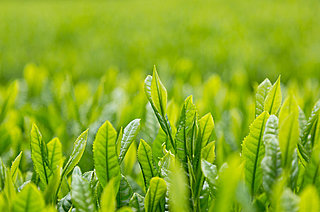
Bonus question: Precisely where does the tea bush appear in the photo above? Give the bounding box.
[0,67,319,211]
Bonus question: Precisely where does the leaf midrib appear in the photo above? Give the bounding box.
[251,114,267,195]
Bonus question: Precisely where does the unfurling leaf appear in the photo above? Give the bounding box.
[11,152,22,183]
[151,66,167,117]
[264,76,281,115]
[255,78,272,117]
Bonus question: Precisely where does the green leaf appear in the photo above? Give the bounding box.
[0,80,19,124]
[30,123,49,187]
[57,193,72,212]
[144,177,167,212]
[264,76,282,115]
[119,119,141,163]
[279,95,300,168]
[175,96,197,166]
[201,141,216,164]
[101,178,119,212]
[11,151,22,183]
[71,169,95,212]
[201,159,217,194]
[12,183,45,212]
[168,160,189,212]
[299,186,319,212]
[261,115,282,194]
[302,100,320,154]
[62,129,89,177]
[144,103,159,142]
[198,113,214,148]
[144,74,174,150]
[3,168,16,207]
[212,155,242,212]
[137,139,156,189]
[280,188,299,212]
[242,111,269,195]
[303,146,320,194]
[129,193,145,212]
[151,66,167,117]
[255,78,272,117]
[152,128,166,164]
[117,175,133,208]
[93,121,120,187]
[47,137,62,176]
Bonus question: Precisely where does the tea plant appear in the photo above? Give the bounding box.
[0,67,319,212]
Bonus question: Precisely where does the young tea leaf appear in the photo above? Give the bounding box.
[242,111,269,196]
[119,119,140,163]
[62,129,89,177]
[30,124,49,187]
[151,66,167,117]
[261,115,282,194]
[12,183,45,212]
[137,139,156,189]
[144,177,167,212]
[93,121,120,187]
[129,193,145,212]
[279,95,299,168]
[71,169,95,212]
[264,76,281,115]
[101,178,119,212]
[11,151,22,183]
[255,78,272,117]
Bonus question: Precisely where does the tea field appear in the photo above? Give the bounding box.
[0,0,320,211]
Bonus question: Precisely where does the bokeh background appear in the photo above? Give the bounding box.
[0,0,320,171]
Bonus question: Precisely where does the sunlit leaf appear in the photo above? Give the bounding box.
[119,119,140,163]
[279,95,299,168]
[264,76,281,115]
[255,78,272,117]
[137,139,156,189]
[30,124,49,187]
[11,152,22,183]
[144,177,167,212]
[242,111,269,195]
[93,120,120,187]
[12,183,45,212]
[62,129,89,177]
[299,186,319,212]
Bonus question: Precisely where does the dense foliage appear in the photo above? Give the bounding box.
[0,66,320,211]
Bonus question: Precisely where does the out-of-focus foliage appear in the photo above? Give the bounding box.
[1,0,320,84]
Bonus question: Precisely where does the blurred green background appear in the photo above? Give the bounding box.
[1,0,320,83]
[0,0,320,171]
